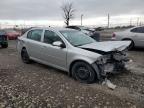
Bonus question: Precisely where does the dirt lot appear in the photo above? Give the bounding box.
[0,40,144,108]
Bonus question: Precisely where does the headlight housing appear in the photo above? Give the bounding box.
[96,55,109,64]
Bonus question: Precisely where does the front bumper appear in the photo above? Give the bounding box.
[93,51,130,79]
[92,59,130,80]
[99,59,130,76]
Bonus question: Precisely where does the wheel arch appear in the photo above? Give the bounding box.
[122,38,134,44]
[122,38,135,47]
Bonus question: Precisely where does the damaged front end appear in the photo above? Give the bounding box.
[79,40,131,80]
[94,50,130,79]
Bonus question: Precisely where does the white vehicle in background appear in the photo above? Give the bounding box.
[112,26,144,49]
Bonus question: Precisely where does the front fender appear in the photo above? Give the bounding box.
[67,53,102,72]
[67,56,101,80]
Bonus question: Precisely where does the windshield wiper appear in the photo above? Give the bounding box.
[74,44,83,47]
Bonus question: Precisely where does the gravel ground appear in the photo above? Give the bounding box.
[0,40,144,108]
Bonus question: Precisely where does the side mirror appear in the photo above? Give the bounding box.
[52,41,66,48]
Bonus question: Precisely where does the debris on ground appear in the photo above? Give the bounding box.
[102,79,117,90]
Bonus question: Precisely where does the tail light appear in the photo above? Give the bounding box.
[112,33,116,40]
[112,33,116,38]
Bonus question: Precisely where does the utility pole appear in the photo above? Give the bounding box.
[108,13,110,28]
[137,17,139,26]
[81,14,83,26]
[130,18,132,26]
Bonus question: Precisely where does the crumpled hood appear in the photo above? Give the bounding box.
[79,41,131,52]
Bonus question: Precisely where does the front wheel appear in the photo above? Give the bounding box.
[72,62,96,84]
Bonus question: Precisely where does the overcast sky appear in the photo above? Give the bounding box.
[0,0,144,26]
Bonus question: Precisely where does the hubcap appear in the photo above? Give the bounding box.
[76,67,90,80]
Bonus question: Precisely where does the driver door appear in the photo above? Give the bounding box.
[41,30,67,70]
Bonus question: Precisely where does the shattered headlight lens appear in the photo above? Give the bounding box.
[96,56,108,64]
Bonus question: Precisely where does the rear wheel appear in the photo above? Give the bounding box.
[21,48,31,64]
[122,39,134,50]
[71,61,96,84]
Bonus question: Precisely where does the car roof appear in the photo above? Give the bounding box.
[30,27,76,32]
[130,26,144,30]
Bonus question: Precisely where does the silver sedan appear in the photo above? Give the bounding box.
[17,27,131,83]
[112,26,144,49]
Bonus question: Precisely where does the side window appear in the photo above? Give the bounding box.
[44,30,63,44]
[131,27,144,33]
[27,29,43,41]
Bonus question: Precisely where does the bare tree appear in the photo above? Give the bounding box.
[61,2,75,26]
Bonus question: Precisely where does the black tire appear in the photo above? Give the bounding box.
[1,44,8,48]
[21,48,31,64]
[71,61,96,84]
[123,39,134,50]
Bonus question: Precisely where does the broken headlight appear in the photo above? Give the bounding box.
[96,55,110,64]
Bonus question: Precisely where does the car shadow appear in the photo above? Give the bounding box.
[32,61,69,76]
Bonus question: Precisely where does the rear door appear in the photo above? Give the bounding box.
[41,30,67,70]
[25,29,44,60]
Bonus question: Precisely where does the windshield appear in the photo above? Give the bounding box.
[60,30,96,46]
